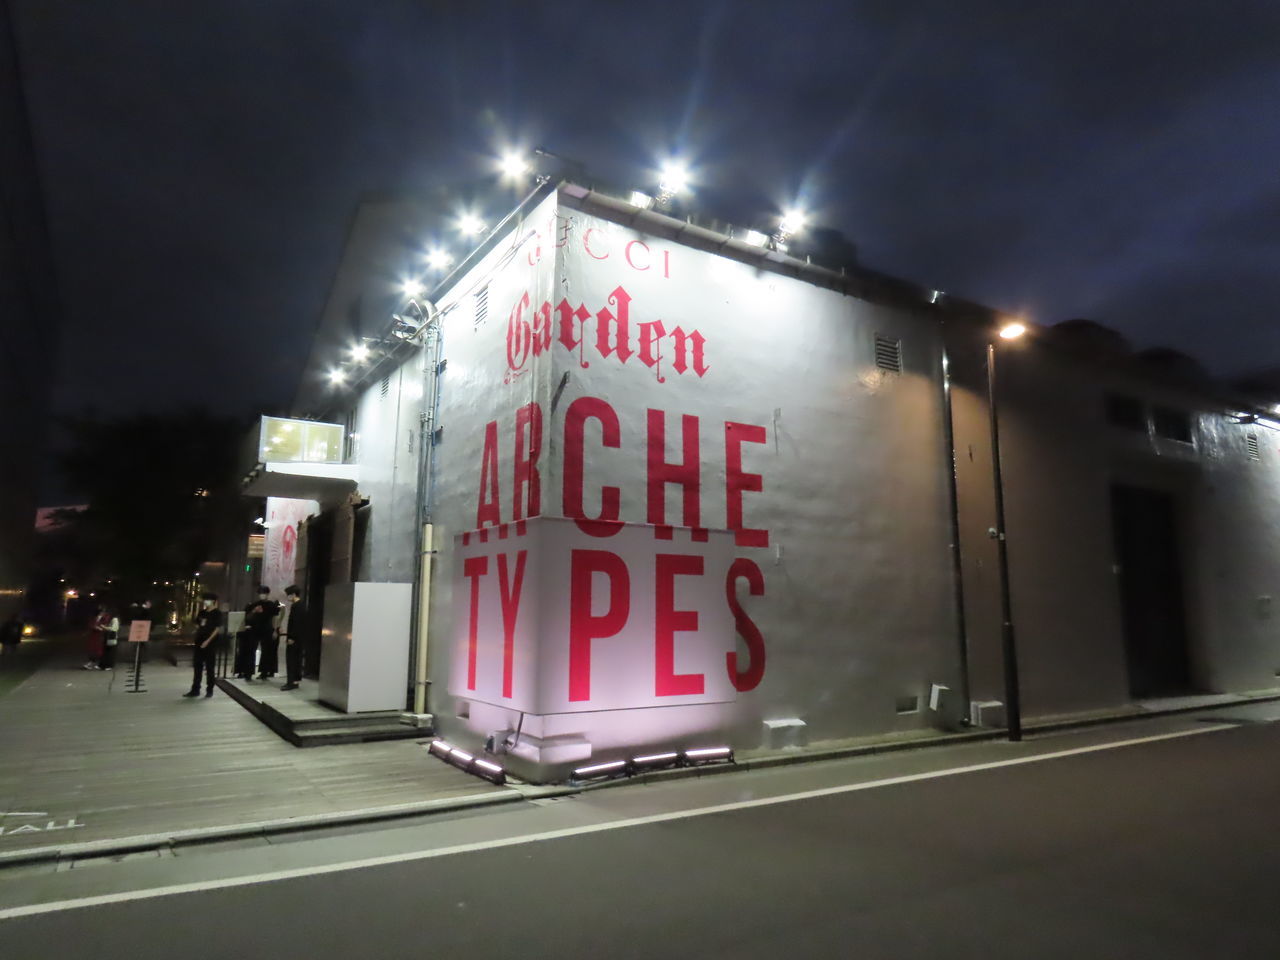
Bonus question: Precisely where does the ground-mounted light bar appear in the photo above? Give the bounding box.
[571,746,736,782]
[424,739,507,786]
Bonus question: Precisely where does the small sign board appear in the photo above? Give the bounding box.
[128,620,151,644]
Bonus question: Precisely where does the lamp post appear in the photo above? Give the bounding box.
[988,320,1026,741]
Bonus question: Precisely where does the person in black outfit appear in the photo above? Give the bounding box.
[0,614,23,664]
[246,585,280,680]
[185,594,222,698]
[280,585,308,691]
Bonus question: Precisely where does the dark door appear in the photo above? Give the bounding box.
[303,511,334,679]
[1111,484,1193,698]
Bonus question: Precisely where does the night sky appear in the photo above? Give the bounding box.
[16,0,1280,434]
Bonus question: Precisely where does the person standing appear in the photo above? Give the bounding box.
[246,585,280,680]
[279,585,308,691]
[185,594,222,698]
[83,607,108,670]
[0,614,23,664]
[97,607,121,670]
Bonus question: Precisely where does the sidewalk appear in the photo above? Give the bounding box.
[0,640,506,860]
[5,635,1279,868]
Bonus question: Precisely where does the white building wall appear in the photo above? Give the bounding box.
[335,186,1280,779]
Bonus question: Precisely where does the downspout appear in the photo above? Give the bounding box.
[939,319,972,719]
[409,311,444,715]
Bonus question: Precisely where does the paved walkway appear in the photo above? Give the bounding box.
[0,639,503,857]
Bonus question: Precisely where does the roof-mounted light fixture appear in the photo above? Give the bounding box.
[656,159,690,207]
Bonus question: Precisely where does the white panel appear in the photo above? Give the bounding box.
[348,582,413,712]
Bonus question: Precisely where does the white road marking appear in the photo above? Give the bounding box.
[0,724,1237,920]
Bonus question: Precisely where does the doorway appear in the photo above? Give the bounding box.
[1110,484,1194,698]
[303,511,334,680]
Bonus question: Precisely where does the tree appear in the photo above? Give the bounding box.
[51,410,250,599]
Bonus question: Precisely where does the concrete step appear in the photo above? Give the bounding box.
[215,677,431,747]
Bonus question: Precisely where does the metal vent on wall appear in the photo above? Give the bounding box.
[380,374,391,400]
[874,334,902,373]
[1247,433,1261,461]
[474,285,489,327]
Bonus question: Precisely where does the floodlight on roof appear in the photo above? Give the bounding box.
[401,278,424,298]
[424,248,452,271]
[456,212,485,237]
[499,151,530,179]
[657,159,689,205]
[776,207,808,242]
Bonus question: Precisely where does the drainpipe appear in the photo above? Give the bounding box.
[939,332,972,719]
[409,311,444,715]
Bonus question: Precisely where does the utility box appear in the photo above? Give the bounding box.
[970,699,1007,728]
[320,582,412,712]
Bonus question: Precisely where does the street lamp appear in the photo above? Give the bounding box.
[988,319,1027,741]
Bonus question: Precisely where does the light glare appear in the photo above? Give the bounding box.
[401,278,424,298]
[424,248,453,271]
[574,760,626,776]
[998,321,1028,340]
[632,752,679,764]
[658,160,689,197]
[351,343,371,363]
[457,213,485,236]
[779,208,808,236]
[327,368,346,385]
[499,151,530,179]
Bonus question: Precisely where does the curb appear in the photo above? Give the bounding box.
[3,691,1276,870]
[0,791,523,871]
[559,691,1280,792]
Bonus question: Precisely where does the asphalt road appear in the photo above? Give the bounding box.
[4,711,1280,959]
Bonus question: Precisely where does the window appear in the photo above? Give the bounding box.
[1152,406,1193,443]
[343,407,358,462]
[1104,394,1146,432]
